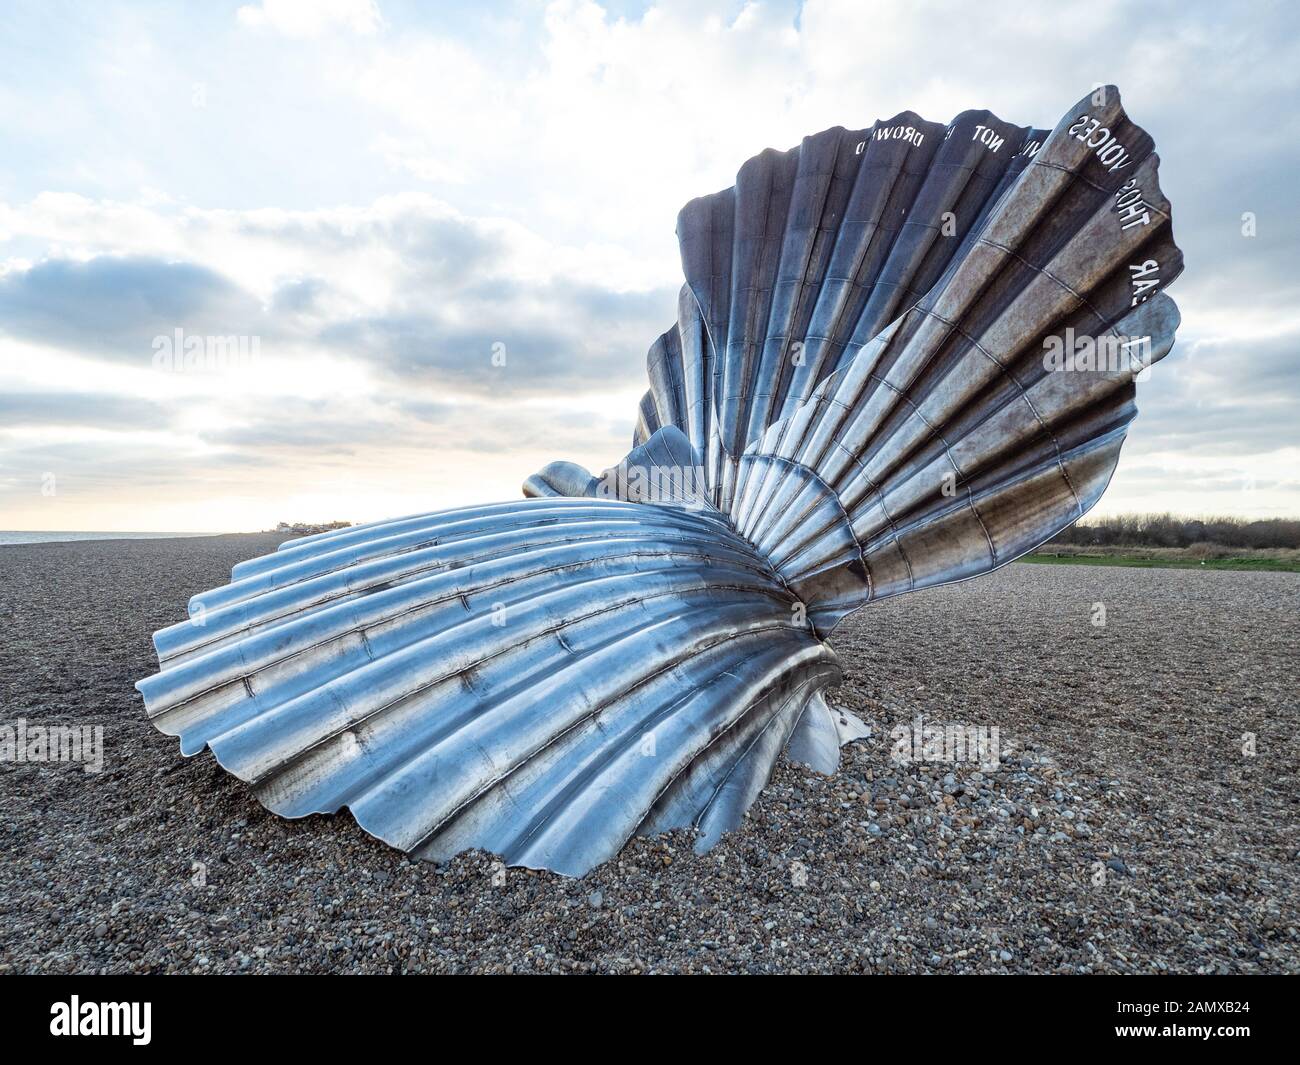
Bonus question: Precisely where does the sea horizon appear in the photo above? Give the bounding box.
[0,530,233,546]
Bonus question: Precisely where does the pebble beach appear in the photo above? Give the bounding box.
[1,533,1296,974]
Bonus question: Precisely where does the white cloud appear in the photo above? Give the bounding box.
[1,0,1298,528]
[237,0,383,38]
[0,185,663,529]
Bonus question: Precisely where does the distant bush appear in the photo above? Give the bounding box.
[1048,514,1300,550]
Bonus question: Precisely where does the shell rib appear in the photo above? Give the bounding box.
[140,87,1181,874]
[138,500,843,876]
[638,109,1054,509]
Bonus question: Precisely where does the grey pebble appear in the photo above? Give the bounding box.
[1,538,1294,975]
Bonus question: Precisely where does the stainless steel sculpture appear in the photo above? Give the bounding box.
[138,87,1182,876]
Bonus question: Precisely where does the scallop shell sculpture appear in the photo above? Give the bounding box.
[138,87,1181,876]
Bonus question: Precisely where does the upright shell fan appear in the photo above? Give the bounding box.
[138,87,1181,876]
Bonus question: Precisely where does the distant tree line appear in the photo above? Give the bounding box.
[1048,514,1300,549]
[271,520,353,536]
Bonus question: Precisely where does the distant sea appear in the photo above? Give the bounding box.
[0,531,223,546]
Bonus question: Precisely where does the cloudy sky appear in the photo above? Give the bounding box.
[1,0,1297,531]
